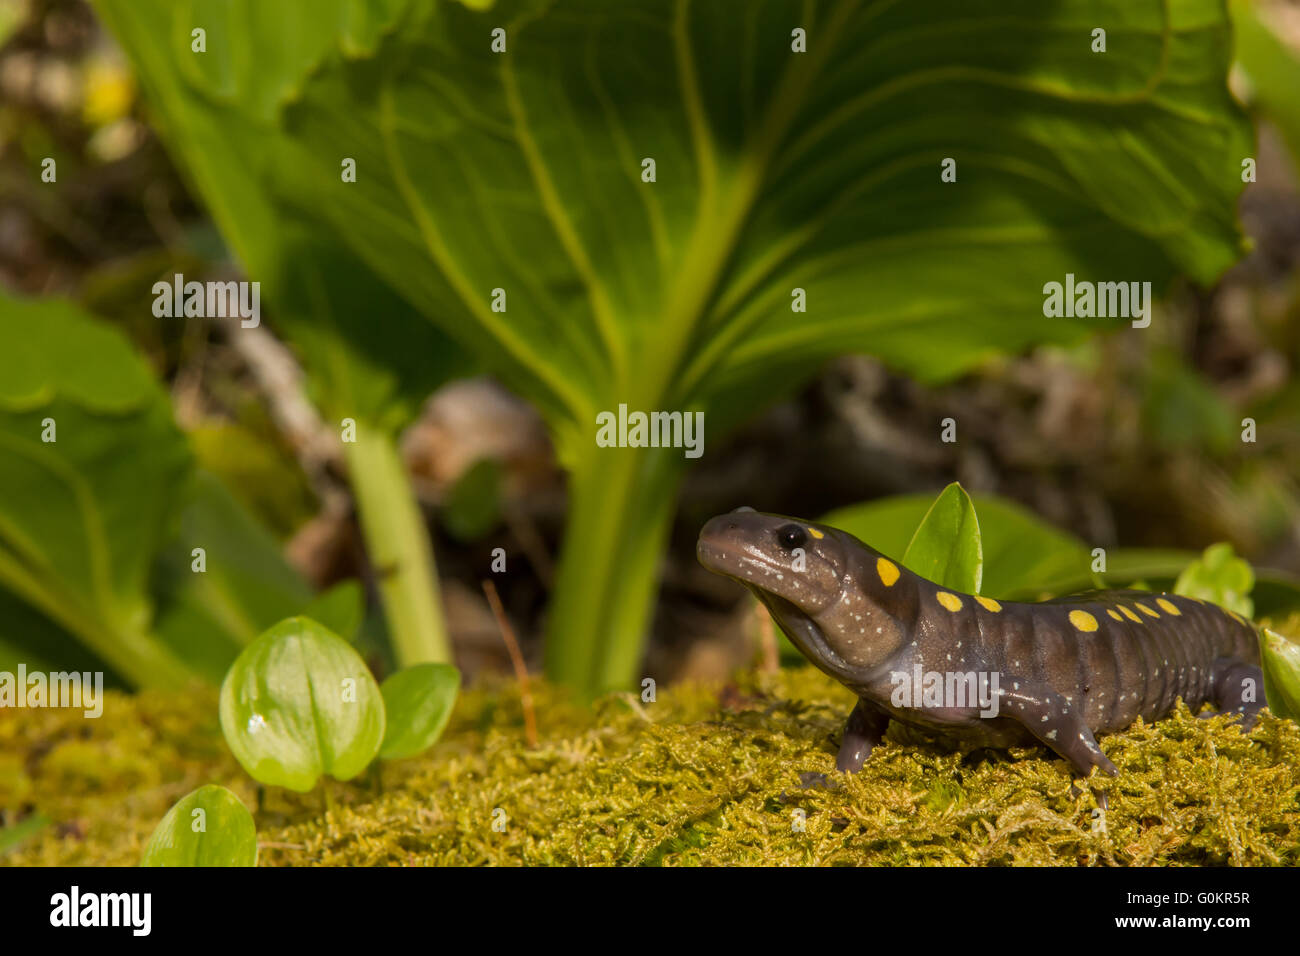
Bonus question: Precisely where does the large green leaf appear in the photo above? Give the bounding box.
[96,0,1252,695]
[94,0,1254,433]
[267,0,1249,436]
[93,0,470,433]
[152,472,314,682]
[823,492,1093,598]
[822,493,1300,618]
[0,589,108,681]
[0,294,192,688]
[95,0,471,668]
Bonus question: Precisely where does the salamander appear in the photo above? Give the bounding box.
[697,507,1266,779]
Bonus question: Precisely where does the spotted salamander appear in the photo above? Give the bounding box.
[697,508,1266,779]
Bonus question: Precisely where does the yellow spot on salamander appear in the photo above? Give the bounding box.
[1069,610,1099,632]
[876,557,900,587]
[807,527,824,540]
[1135,602,1159,618]
[1107,609,1123,622]
[1119,605,1142,623]
[975,595,1001,612]
[936,592,963,612]
[1156,598,1181,616]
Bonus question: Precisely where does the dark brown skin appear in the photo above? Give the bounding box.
[698,508,1266,779]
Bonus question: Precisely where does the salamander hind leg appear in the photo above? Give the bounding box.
[836,698,891,773]
[1197,657,1268,730]
[1001,679,1118,779]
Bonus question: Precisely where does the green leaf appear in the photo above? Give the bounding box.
[1174,543,1255,618]
[379,662,461,760]
[153,471,313,682]
[97,0,1253,696]
[817,497,1292,614]
[91,1,472,434]
[0,293,192,688]
[1098,548,1200,585]
[1232,0,1300,177]
[1261,628,1300,724]
[219,616,385,791]
[301,580,365,644]
[140,784,257,867]
[189,423,316,537]
[901,483,982,593]
[249,0,1250,423]
[0,585,113,681]
[823,492,1091,599]
[0,296,157,411]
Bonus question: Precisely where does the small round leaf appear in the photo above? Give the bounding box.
[380,663,461,760]
[140,785,257,867]
[219,616,385,791]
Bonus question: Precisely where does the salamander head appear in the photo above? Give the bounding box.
[697,508,846,613]
[698,508,904,678]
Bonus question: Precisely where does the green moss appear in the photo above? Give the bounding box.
[3,660,1299,866]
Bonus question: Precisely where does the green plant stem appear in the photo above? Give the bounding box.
[344,425,451,667]
[543,444,686,697]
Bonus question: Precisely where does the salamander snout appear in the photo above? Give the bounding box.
[696,510,847,615]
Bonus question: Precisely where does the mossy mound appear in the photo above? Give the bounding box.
[2,666,1299,866]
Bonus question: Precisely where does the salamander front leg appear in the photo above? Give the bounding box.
[1002,679,1118,779]
[1197,657,1268,729]
[836,698,891,772]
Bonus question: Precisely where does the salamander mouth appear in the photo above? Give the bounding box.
[696,537,787,581]
[696,537,837,615]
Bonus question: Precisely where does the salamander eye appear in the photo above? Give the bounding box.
[776,524,807,551]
